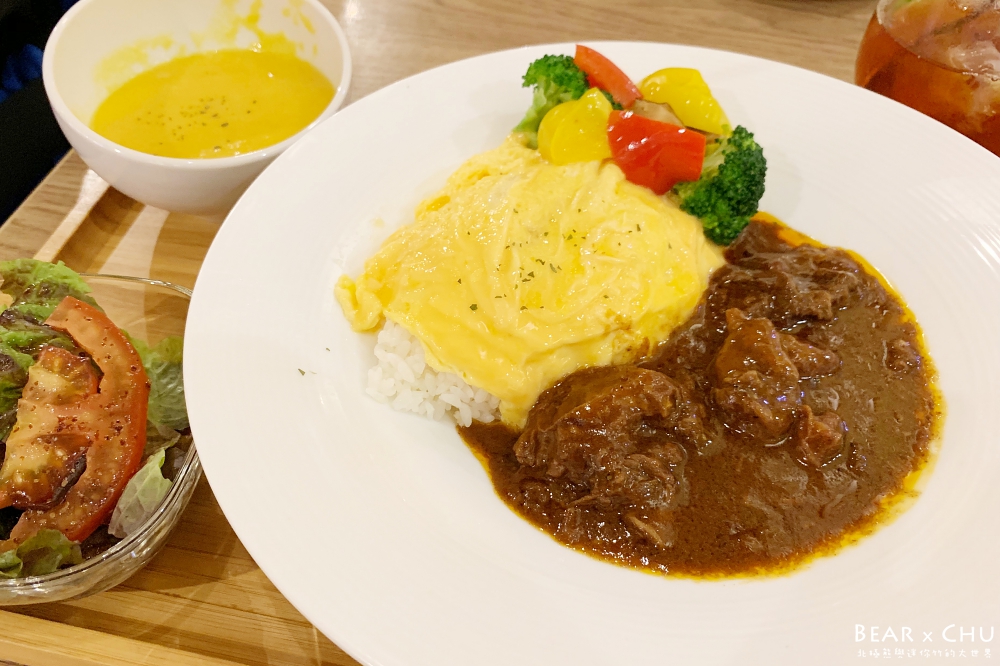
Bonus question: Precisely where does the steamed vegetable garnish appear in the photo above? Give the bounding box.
[672,125,767,245]
[638,68,730,135]
[514,54,589,148]
[517,48,768,245]
[631,99,684,126]
[0,261,191,578]
[574,45,642,109]
[537,87,614,165]
[607,111,706,194]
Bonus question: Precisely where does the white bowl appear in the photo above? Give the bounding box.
[41,0,352,214]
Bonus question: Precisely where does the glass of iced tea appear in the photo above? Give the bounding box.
[857,0,1000,155]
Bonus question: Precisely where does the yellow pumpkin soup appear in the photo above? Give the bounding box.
[90,49,334,158]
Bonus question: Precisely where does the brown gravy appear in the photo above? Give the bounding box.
[460,219,940,577]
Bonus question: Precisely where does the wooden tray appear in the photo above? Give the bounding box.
[0,155,358,666]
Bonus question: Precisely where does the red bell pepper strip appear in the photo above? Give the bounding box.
[607,110,706,195]
[574,45,643,108]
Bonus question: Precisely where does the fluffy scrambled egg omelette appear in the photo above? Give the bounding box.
[336,136,724,426]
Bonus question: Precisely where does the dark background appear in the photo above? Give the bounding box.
[0,0,73,223]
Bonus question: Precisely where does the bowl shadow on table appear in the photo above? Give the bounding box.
[15,478,356,666]
[48,185,222,287]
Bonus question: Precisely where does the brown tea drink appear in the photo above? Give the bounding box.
[857,0,1000,155]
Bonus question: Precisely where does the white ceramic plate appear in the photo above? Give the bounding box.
[186,43,1000,665]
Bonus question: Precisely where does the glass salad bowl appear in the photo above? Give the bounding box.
[0,274,200,605]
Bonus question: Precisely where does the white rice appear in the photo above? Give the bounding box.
[367,320,500,427]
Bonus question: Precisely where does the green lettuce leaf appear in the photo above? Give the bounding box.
[0,259,98,321]
[108,449,173,538]
[0,548,21,578]
[0,529,82,579]
[144,420,182,458]
[0,311,79,357]
[0,350,28,440]
[18,530,83,576]
[128,335,188,431]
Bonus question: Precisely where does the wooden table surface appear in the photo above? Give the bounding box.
[0,1,878,664]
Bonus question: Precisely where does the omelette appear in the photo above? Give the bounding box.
[336,136,724,426]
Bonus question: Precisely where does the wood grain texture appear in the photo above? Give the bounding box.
[0,1,877,664]
[0,609,243,666]
[0,152,92,262]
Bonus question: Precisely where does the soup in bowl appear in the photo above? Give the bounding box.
[42,0,351,214]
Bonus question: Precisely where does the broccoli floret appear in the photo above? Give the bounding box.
[514,55,589,148]
[673,126,767,245]
[600,89,623,111]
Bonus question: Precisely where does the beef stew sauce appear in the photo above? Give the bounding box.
[461,218,941,577]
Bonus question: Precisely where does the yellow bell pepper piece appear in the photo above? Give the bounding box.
[537,88,613,165]
[638,68,731,135]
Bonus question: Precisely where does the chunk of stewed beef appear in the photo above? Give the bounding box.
[779,333,840,377]
[792,405,844,467]
[515,366,677,482]
[515,365,686,548]
[787,289,834,321]
[724,233,864,325]
[712,309,801,441]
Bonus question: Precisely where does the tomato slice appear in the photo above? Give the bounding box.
[0,347,99,509]
[574,45,642,109]
[607,110,706,195]
[2,297,148,545]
